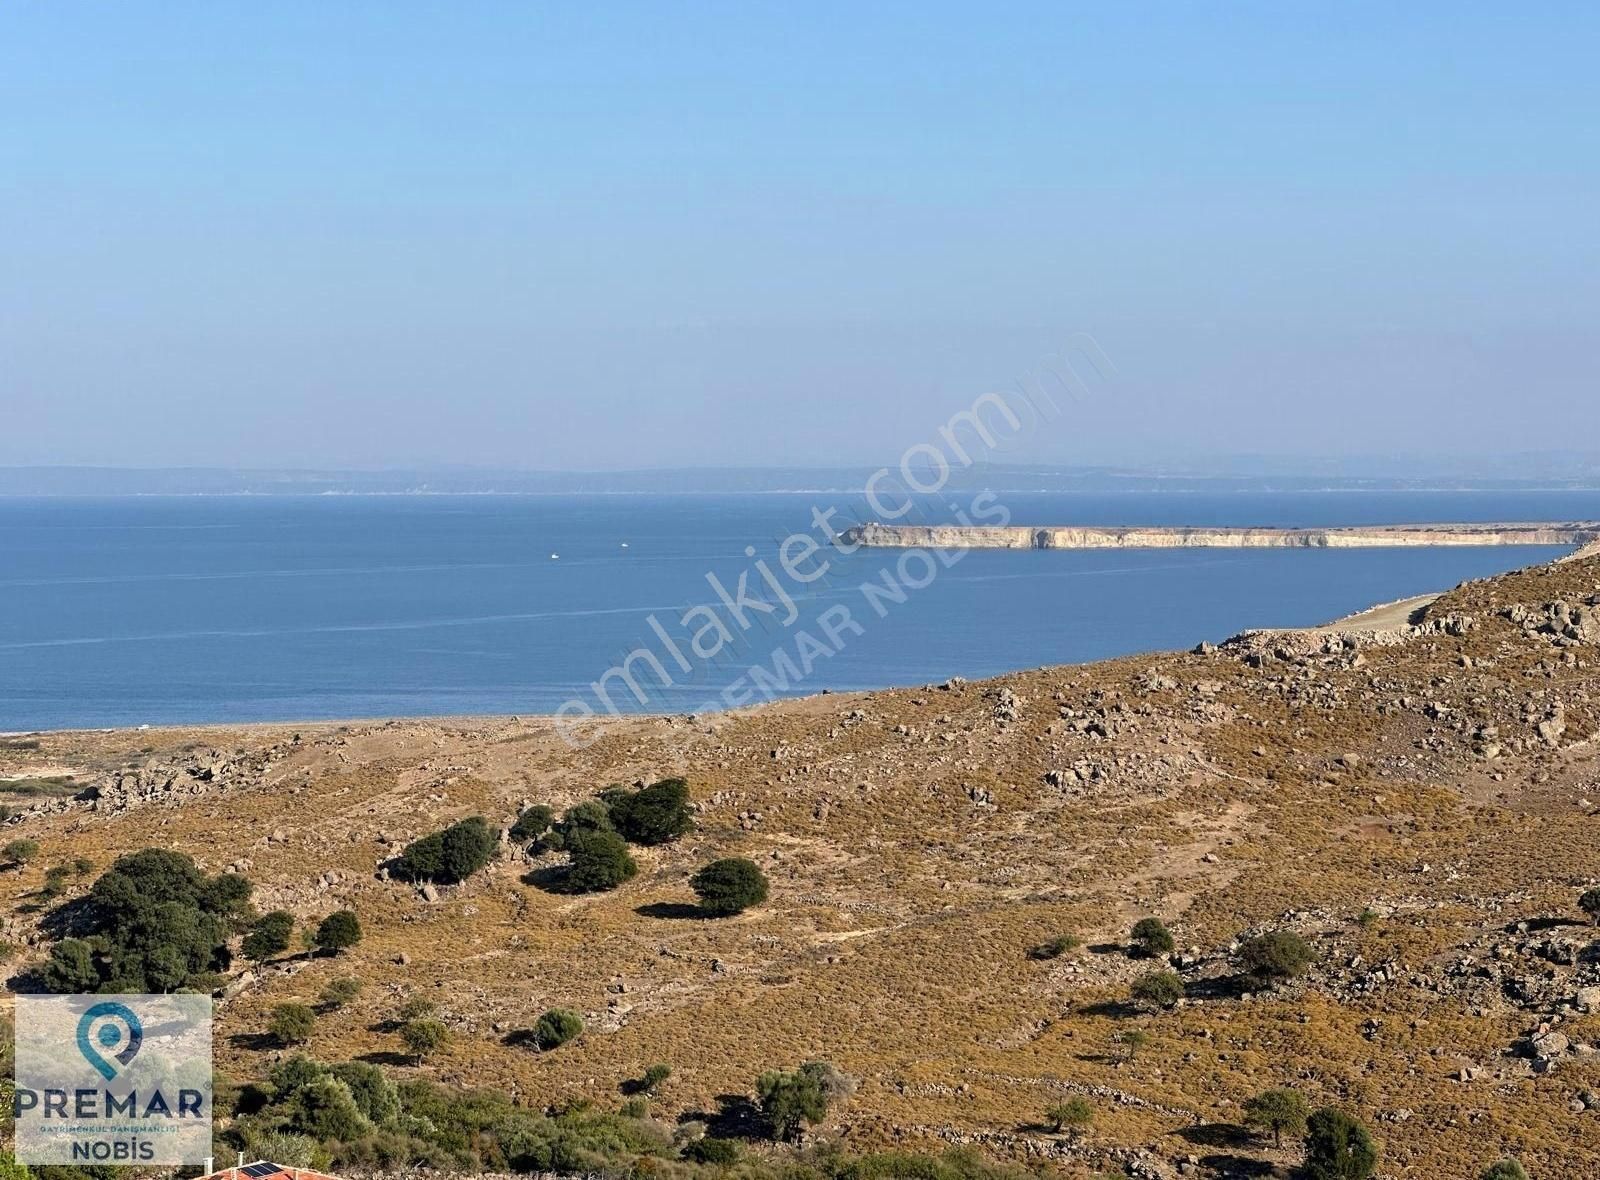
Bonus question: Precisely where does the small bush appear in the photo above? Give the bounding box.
[243,910,296,964]
[1044,1097,1093,1136]
[641,1063,672,1094]
[1130,970,1184,1011]
[620,1096,650,1119]
[545,799,616,851]
[397,995,437,1022]
[1120,1029,1150,1060]
[1580,888,1600,925]
[609,778,695,845]
[3,839,39,867]
[330,1060,400,1125]
[1481,1161,1529,1180]
[320,977,362,1009]
[314,910,362,954]
[1028,934,1080,960]
[1303,1108,1378,1180]
[531,1008,584,1050]
[289,1075,371,1140]
[1129,917,1174,958]
[1239,930,1315,986]
[756,1061,853,1140]
[683,1137,740,1166]
[401,1018,449,1064]
[1242,1088,1309,1147]
[565,830,637,892]
[510,804,555,844]
[270,1002,317,1046]
[690,858,769,916]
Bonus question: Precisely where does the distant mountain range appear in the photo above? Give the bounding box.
[3,457,1600,496]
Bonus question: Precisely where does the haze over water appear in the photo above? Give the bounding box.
[3,489,1596,731]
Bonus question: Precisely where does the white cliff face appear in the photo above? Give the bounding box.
[846,522,1600,551]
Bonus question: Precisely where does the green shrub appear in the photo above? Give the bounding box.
[1303,1108,1378,1180]
[320,976,363,1009]
[3,839,39,867]
[1239,930,1315,986]
[1129,917,1174,958]
[397,995,437,1022]
[270,1002,318,1046]
[545,800,616,851]
[39,848,253,993]
[619,1096,650,1119]
[690,857,769,916]
[531,1008,584,1051]
[314,910,362,954]
[1044,1097,1093,1136]
[393,831,446,881]
[510,804,555,844]
[1027,934,1080,960]
[243,910,296,964]
[1130,970,1184,1011]
[1481,1161,1529,1180]
[756,1061,853,1140]
[641,1063,671,1094]
[395,817,498,884]
[1242,1088,1309,1146]
[565,830,637,892]
[439,816,499,883]
[41,939,100,992]
[683,1136,740,1166]
[289,1076,372,1141]
[608,778,694,845]
[330,1061,400,1126]
[400,1018,449,1064]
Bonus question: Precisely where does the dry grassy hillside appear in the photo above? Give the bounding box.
[4,554,1600,1179]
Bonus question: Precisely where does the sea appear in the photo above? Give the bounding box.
[2,489,1597,731]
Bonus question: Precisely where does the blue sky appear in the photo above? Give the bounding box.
[2,3,1595,469]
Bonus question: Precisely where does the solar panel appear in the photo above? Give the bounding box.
[242,1163,280,1176]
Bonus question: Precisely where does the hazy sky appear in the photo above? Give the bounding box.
[2,3,1595,470]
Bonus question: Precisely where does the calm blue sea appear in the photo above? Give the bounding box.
[2,490,1597,730]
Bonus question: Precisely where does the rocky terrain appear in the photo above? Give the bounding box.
[4,554,1600,1178]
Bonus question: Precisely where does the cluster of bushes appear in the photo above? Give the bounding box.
[1236,1089,1378,1179]
[394,816,499,884]
[210,1054,872,1178]
[530,779,696,893]
[39,849,253,993]
[243,908,362,966]
[1115,921,1316,1008]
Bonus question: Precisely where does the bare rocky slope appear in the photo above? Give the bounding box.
[4,555,1600,1178]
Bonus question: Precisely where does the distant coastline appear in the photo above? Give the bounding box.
[845,520,1600,552]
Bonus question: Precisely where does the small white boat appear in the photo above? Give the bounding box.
[549,553,560,560]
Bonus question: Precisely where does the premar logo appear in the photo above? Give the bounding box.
[13,993,213,1166]
[76,1001,144,1080]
